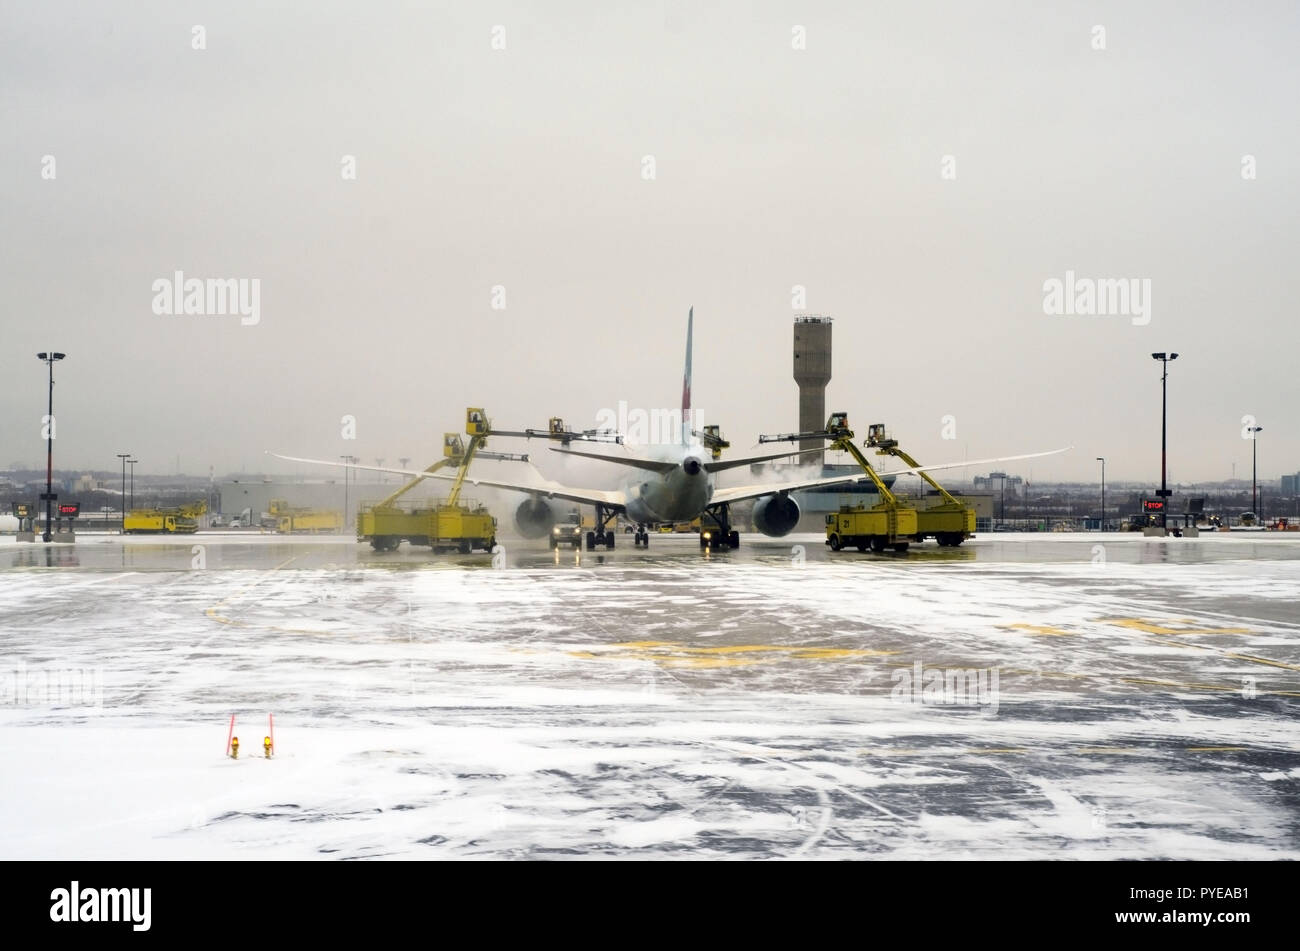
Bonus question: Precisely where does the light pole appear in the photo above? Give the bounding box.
[339,455,353,531]
[1096,457,1106,531]
[1150,352,1179,529]
[127,458,138,515]
[1248,425,1262,516]
[117,453,130,532]
[36,352,66,542]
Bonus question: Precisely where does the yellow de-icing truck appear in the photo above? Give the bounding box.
[761,413,922,552]
[124,500,206,534]
[827,504,921,553]
[764,414,976,552]
[356,408,512,554]
[864,424,976,547]
[268,500,343,534]
[825,421,977,552]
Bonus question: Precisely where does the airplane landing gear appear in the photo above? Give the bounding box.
[633,523,650,548]
[585,504,618,550]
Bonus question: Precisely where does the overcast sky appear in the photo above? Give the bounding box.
[2,1,1296,486]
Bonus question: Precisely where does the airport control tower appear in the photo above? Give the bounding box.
[793,316,832,464]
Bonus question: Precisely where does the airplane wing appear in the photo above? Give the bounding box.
[710,472,876,505]
[877,447,1074,479]
[703,448,824,473]
[268,452,437,478]
[269,451,623,510]
[710,446,1073,506]
[426,469,625,510]
[549,445,822,473]
[548,447,678,473]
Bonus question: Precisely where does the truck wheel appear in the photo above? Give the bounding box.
[459,540,471,554]
[870,538,886,553]
[892,542,909,552]
[829,534,842,551]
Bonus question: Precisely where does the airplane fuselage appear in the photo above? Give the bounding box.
[620,444,714,524]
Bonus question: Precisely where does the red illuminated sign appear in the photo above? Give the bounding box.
[1142,499,1164,512]
[57,502,81,517]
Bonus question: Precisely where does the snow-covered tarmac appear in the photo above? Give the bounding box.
[2,531,1297,859]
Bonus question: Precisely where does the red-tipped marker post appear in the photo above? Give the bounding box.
[226,714,235,757]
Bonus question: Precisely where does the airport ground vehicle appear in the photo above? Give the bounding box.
[268,499,342,534]
[124,500,206,534]
[762,414,922,552]
[765,417,976,552]
[826,505,919,552]
[864,424,976,547]
[353,409,524,553]
[1230,512,1268,532]
[550,511,584,549]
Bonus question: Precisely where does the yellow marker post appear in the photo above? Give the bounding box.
[264,736,273,759]
[230,737,239,759]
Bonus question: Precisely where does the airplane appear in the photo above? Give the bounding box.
[271,308,1070,550]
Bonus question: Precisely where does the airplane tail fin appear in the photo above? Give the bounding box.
[681,307,693,445]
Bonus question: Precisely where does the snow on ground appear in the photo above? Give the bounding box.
[1,532,1297,859]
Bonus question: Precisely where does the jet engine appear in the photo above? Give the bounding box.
[514,497,558,538]
[752,494,800,537]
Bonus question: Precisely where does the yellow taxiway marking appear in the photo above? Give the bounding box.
[1219,652,1300,672]
[203,607,245,627]
[1002,623,1073,636]
[1102,618,1251,636]
[571,640,898,669]
[859,749,924,756]
[1122,677,1300,697]
[204,555,299,628]
[1104,618,1300,674]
